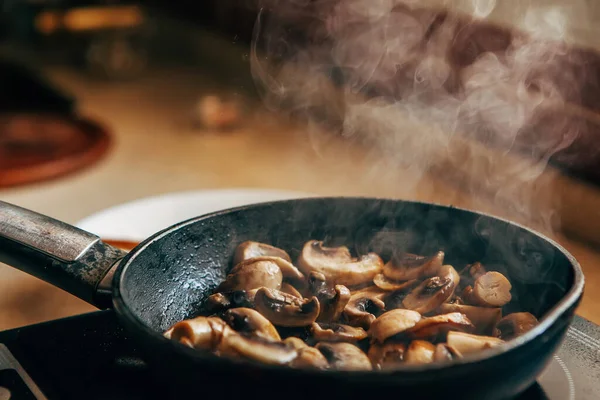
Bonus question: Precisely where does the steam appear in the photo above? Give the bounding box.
[250,0,593,235]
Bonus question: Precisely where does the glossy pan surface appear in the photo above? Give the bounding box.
[111,197,583,400]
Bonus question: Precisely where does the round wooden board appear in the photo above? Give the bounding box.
[0,113,112,188]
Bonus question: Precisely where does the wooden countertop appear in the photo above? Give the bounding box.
[0,63,598,330]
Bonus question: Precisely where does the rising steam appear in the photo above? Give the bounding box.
[250,0,593,234]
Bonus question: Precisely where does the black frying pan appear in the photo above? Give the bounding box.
[0,198,584,400]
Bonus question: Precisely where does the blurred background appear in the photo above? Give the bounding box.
[1,0,600,330]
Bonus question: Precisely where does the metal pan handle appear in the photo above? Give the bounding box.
[0,201,126,307]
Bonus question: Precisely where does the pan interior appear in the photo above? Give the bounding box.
[117,198,576,334]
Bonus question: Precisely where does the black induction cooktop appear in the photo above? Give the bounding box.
[0,311,598,400]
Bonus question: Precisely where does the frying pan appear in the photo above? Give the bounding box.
[0,198,584,400]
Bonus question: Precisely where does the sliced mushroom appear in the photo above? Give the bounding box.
[343,290,386,329]
[433,343,463,362]
[381,282,421,310]
[402,265,460,314]
[315,342,372,371]
[404,340,436,364]
[223,308,281,341]
[495,312,539,340]
[206,289,258,313]
[283,336,310,350]
[289,346,330,369]
[254,287,320,327]
[459,262,487,280]
[373,274,419,292]
[311,322,368,343]
[438,303,502,335]
[281,282,303,299]
[464,271,512,307]
[263,256,306,283]
[297,240,383,287]
[217,258,283,292]
[382,251,444,281]
[446,331,504,355]
[368,342,406,370]
[233,241,292,265]
[219,333,298,365]
[164,316,227,350]
[403,312,474,340]
[306,272,352,322]
[368,309,422,343]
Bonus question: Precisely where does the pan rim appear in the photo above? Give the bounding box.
[112,196,585,376]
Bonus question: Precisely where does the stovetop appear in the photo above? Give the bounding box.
[0,311,598,400]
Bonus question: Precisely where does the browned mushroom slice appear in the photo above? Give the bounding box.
[217,258,283,292]
[283,337,310,350]
[402,265,460,314]
[381,282,421,310]
[254,287,320,327]
[281,283,303,299]
[297,240,383,287]
[206,289,259,313]
[219,333,298,365]
[368,309,422,343]
[343,290,386,329]
[164,316,227,350]
[464,272,512,307]
[404,312,474,340]
[373,274,419,292]
[382,251,444,281]
[307,272,352,322]
[223,308,281,341]
[495,312,539,340]
[233,241,292,265]
[438,303,502,335]
[315,342,372,371]
[433,343,463,362]
[289,346,330,369]
[368,342,406,370]
[404,340,436,364]
[458,262,487,282]
[311,322,368,343]
[446,331,504,355]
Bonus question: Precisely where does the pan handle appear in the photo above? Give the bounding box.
[0,201,126,308]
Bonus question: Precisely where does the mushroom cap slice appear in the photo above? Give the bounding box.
[433,343,463,362]
[223,308,281,341]
[283,337,310,350]
[467,271,512,307]
[368,309,422,343]
[233,241,292,265]
[311,322,368,343]
[297,240,383,287]
[315,342,372,371]
[459,262,487,281]
[217,258,283,292]
[318,285,352,323]
[254,287,320,327]
[368,342,407,370]
[344,290,386,330]
[438,303,502,335]
[495,312,539,340]
[219,333,298,366]
[381,282,421,310]
[382,251,444,281]
[373,274,419,292]
[206,289,258,313]
[164,316,227,350]
[402,265,460,314]
[289,347,330,369]
[446,331,504,355]
[403,312,474,340]
[404,340,436,364]
[281,282,303,299]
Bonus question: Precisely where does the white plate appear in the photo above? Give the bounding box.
[75,188,316,241]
